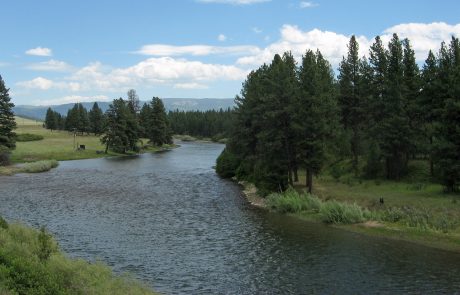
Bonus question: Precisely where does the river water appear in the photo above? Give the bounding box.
[1,142,460,294]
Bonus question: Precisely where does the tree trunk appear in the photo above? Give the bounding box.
[293,167,299,182]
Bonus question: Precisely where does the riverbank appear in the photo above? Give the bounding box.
[0,118,177,176]
[0,216,156,294]
[238,180,460,253]
[173,134,227,144]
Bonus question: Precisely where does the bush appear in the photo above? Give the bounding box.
[0,216,8,229]
[320,200,369,224]
[215,148,240,178]
[19,160,59,173]
[267,189,321,214]
[0,145,11,166]
[15,133,44,142]
[0,223,155,294]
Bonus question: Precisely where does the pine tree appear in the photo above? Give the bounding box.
[338,36,366,174]
[0,75,16,165]
[147,97,172,146]
[435,37,460,192]
[101,98,132,153]
[296,50,338,193]
[45,107,57,131]
[127,89,140,115]
[88,102,104,135]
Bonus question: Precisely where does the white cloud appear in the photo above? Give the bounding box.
[65,57,248,92]
[174,83,209,89]
[26,59,73,72]
[236,22,460,68]
[137,44,260,56]
[252,27,263,34]
[218,34,227,42]
[17,77,54,90]
[383,22,460,60]
[196,0,270,4]
[299,1,318,8]
[25,47,52,57]
[35,95,110,106]
[16,77,81,91]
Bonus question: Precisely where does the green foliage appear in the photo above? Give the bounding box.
[101,98,139,153]
[215,148,239,178]
[0,75,16,151]
[0,145,11,166]
[168,109,234,139]
[267,189,322,214]
[88,102,105,135]
[15,133,44,142]
[0,222,155,294]
[37,227,55,262]
[0,216,8,229]
[146,97,172,146]
[320,200,370,224]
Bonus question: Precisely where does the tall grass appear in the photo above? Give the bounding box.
[267,189,322,214]
[0,218,155,294]
[267,189,369,224]
[19,159,59,173]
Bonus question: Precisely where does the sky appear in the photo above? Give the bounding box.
[1,0,459,106]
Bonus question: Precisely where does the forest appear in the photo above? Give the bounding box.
[216,34,460,195]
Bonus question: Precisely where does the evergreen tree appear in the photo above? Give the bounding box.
[296,50,338,192]
[45,107,57,131]
[338,36,366,174]
[101,98,135,153]
[0,75,16,165]
[435,37,460,192]
[139,103,152,138]
[127,89,140,115]
[378,33,412,180]
[88,102,104,135]
[147,97,172,146]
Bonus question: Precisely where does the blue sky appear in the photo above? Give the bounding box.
[1,0,459,105]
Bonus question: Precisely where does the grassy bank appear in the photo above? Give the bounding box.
[244,169,460,252]
[0,217,155,294]
[0,118,177,176]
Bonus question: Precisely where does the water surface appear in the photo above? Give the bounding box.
[1,142,460,294]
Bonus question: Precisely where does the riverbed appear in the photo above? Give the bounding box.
[1,142,460,294]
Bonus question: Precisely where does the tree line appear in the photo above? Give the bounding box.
[216,34,460,194]
[44,90,173,153]
[168,108,233,140]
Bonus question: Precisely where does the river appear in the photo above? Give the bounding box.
[1,142,460,294]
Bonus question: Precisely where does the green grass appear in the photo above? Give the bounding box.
[10,117,175,164]
[0,217,155,294]
[266,189,370,224]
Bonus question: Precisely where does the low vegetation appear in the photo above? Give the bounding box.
[0,217,155,295]
[15,133,44,142]
[19,160,59,173]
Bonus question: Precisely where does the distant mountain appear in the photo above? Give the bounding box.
[13,98,235,120]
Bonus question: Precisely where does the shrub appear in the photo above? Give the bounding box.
[37,227,55,262]
[267,189,321,214]
[0,145,11,166]
[320,200,369,224]
[215,148,240,178]
[0,216,8,229]
[379,207,405,222]
[19,160,59,173]
[15,133,44,142]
